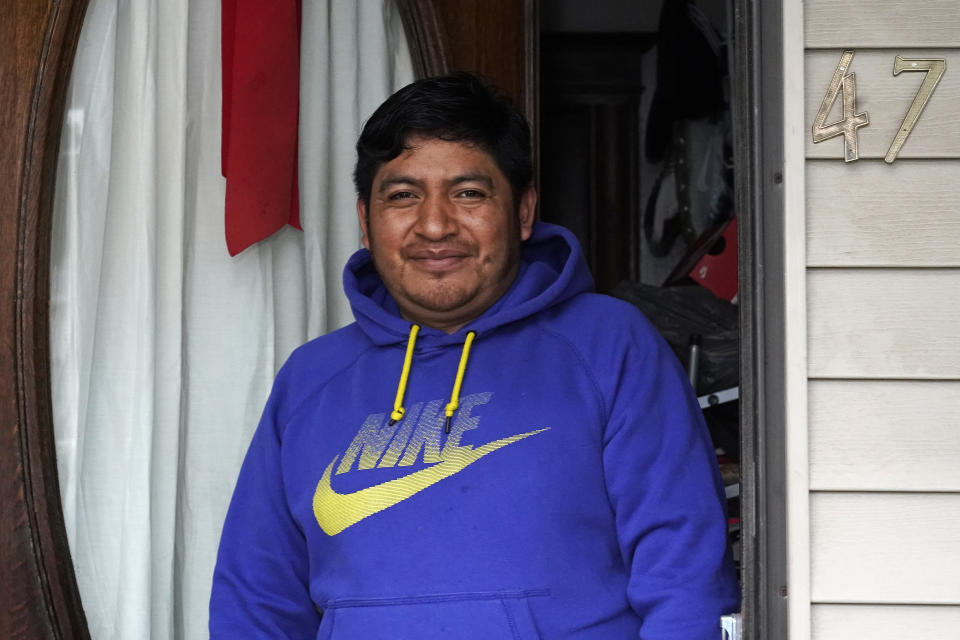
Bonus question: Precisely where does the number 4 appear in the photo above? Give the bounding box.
[812,50,870,163]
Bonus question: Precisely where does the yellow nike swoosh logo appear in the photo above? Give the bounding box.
[313,427,549,535]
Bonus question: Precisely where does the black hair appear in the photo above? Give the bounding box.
[353,72,533,206]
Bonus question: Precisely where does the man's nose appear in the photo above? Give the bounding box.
[414,195,457,240]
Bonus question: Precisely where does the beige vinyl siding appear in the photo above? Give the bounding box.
[806,160,960,267]
[812,604,960,640]
[809,380,960,491]
[802,2,960,638]
[810,493,960,603]
[807,269,960,378]
[805,0,960,48]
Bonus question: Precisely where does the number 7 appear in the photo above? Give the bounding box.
[885,57,947,163]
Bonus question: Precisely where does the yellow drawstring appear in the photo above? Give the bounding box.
[388,326,477,433]
[444,331,477,433]
[389,324,420,425]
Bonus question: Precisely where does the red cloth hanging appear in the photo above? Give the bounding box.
[222,0,302,256]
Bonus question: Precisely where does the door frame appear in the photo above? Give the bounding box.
[0,0,789,637]
[732,0,791,637]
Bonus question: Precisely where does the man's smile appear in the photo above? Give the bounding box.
[408,247,472,272]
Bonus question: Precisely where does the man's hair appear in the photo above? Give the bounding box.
[353,72,533,206]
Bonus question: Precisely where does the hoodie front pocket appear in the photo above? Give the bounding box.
[321,589,547,640]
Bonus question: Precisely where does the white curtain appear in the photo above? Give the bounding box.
[50,1,413,638]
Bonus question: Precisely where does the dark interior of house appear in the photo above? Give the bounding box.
[539,0,742,578]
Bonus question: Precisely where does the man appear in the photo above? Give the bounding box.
[210,73,739,639]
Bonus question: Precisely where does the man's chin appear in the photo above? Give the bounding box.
[405,290,475,316]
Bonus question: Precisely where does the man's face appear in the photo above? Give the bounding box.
[357,136,536,334]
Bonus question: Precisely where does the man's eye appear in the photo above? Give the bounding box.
[457,189,485,199]
[388,191,416,201]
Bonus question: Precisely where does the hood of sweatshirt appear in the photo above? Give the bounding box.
[343,221,594,348]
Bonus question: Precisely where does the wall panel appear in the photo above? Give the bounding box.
[807,269,960,379]
[807,159,960,267]
[809,380,960,491]
[805,0,960,48]
[803,0,960,631]
[811,492,960,604]
[812,604,960,640]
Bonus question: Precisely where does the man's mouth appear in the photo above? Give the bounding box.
[408,249,470,271]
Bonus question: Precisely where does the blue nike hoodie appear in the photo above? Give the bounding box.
[210,222,739,639]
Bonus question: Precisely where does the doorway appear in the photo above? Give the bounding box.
[0,0,786,636]
[539,0,752,635]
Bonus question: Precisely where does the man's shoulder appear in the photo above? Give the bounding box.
[529,292,683,409]
[539,291,675,367]
[292,321,368,354]
[283,322,371,374]
[542,291,661,345]
[270,323,373,408]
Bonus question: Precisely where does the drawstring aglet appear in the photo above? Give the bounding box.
[443,404,457,434]
[443,330,476,436]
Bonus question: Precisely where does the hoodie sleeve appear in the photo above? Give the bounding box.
[600,314,739,639]
[209,376,321,639]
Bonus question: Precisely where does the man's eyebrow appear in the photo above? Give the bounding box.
[376,175,422,193]
[376,173,497,193]
[450,173,495,189]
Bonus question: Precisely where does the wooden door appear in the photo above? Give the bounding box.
[0,1,90,638]
[0,1,535,637]
[397,0,537,127]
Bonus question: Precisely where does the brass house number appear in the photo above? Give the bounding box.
[812,50,947,163]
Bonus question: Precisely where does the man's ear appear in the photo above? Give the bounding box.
[517,186,537,242]
[357,198,370,249]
